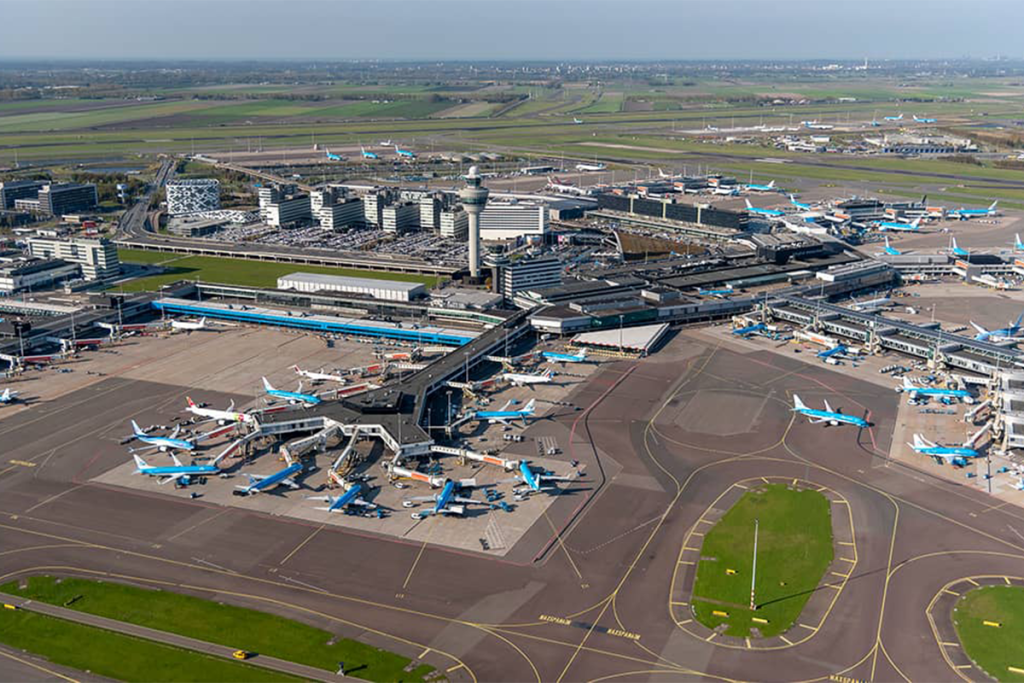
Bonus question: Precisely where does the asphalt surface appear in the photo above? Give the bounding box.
[2,332,1024,681]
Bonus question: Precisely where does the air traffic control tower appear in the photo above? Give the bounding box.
[459,165,489,279]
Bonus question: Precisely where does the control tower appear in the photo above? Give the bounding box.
[458,165,489,279]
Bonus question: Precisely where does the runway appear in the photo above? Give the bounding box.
[2,332,1024,681]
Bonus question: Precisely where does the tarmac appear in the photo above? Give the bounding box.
[4,325,1024,681]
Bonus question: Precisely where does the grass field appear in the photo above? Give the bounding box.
[953,585,1024,682]
[0,607,296,682]
[116,249,442,291]
[691,484,833,638]
[2,576,434,682]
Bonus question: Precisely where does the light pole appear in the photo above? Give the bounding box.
[750,518,760,611]
[619,314,624,354]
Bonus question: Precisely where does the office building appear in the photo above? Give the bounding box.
[277,272,426,302]
[439,207,469,239]
[382,202,420,233]
[27,237,120,280]
[363,188,398,226]
[419,191,457,231]
[311,185,349,213]
[500,255,562,300]
[38,183,98,217]
[166,179,221,215]
[316,196,364,230]
[479,199,548,241]
[0,180,46,209]
[0,259,80,294]
[264,194,311,228]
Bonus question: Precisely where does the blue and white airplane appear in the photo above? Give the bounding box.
[898,377,975,403]
[816,344,848,360]
[970,312,1024,342]
[789,194,813,211]
[0,388,19,404]
[393,144,417,159]
[325,148,343,161]
[406,479,489,519]
[473,398,536,426]
[1013,233,1024,251]
[698,285,734,298]
[949,237,970,257]
[880,236,902,256]
[913,115,937,124]
[744,198,785,218]
[876,217,922,232]
[950,201,999,220]
[908,433,979,465]
[129,420,196,453]
[732,323,766,337]
[542,349,589,364]
[792,394,870,428]
[261,377,321,406]
[307,482,376,513]
[884,113,904,121]
[510,460,577,497]
[235,461,304,495]
[132,450,227,485]
[746,180,777,193]
[360,145,378,160]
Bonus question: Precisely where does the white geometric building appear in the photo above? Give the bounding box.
[166,179,221,216]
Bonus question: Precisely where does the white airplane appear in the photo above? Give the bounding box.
[746,180,777,193]
[791,395,870,428]
[170,317,210,333]
[573,117,584,124]
[658,168,679,179]
[546,176,588,196]
[185,397,255,426]
[0,388,19,404]
[506,461,578,498]
[292,365,347,384]
[502,368,554,388]
[472,399,536,426]
[575,162,606,172]
[379,139,393,147]
[306,482,376,513]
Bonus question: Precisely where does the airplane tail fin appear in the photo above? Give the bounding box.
[768,180,775,188]
[0,389,8,401]
[131,419,143,436]
[792,394,807,411]
[1016,233,1022,248]
[132,453,147,470]
[912,433,933,450]
[186,396,196,408]
[990,200,999,211]
[523,399,536,414]
[910,217,921,229]
[903,376,914,391]
[262,377,274,392]
[745,198,753,209]
[823,399,835,414]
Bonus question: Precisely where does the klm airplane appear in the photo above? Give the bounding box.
[898,377,974,404]
[511,461,577,497]
[394,144,417,159]
[360,146,379,160]
[949,237,970,257]
[876,217,921,232]
[909,434,979,465]
[1013,233,1024,252]
[235,461,304,495]
[970,312,1024,342]
[732,323,766,337]
[0,388,19,404]
[407,479,490,519]
[913,115,937,124]
[745,180,777,193]
[816,344,848,360]
[542,349,589,364]
[698,285,734,298]
[132,451,227,485]
[950,201,999,220]
[881,236,902,256]
[884,113,904,121]
[325,148,343,161]
[744,199,785,218]
[261,377,321,406]
[789,194,813,211]
[473,399,536,427]
[307,483,376,513]
[792,395,869,428]
[129,420,196,453]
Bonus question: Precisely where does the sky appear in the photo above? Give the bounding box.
[0,0,1019,62]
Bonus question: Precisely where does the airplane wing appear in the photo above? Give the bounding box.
[170,453,184,467]
[823,399,834,413]
[158,473,185,485]
[282,478,300,490]
[227,400,235,412]
[808,417,829,424]
[970,322,987,334]
[170,424,181,439]
[407,495,437,502]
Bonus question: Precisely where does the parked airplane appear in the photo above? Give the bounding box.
[185,397,255,426]
[732,323,766,337]
[575,161,607,172]
[393,144,416,159]
[746,180,777,193]
[744,198,785,218]
[510,460,577,496]
[307,482,376,513]
[897,377,975,404]
[913,115,937,124]
[876,217,922,232]
[789,194,813,211]
[261,377,321,406]
[1014,233,1024,251]
[473,398,536,426]
[791,395,870,428]
[128,420,196,452]
[950,201,999,220]
[712,185,740,196]
[235,461,304,495]
[360,146,379,160]
[816,344,848,360]
[970,312,1024,342]
[0,388,19,404]
[407,479,489,519]
[292,365,347,384]
[546,176,588,196]
[658,168,679,179]
[698,285,734,298]
[881,236,902,256]
[132,450,227,485]
[801,120,834,130]
[573,117,584,124]
[501,368,554,387]
[542,349,589,363]
[379,139,393,147]
[948,237,970,257]
[908,433,979,465]
[884,113,904,121]
[170,317,210,333]
[325,148,343,161]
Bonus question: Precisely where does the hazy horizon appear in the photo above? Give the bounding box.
[0,0,1019,62]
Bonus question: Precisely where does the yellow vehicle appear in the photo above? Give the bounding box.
[231,650,250,660]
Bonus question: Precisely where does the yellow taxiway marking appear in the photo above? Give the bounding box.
[1006,577,1013,585]
[8,460,36,468]
[760,477,770,484]
[798,623,817,632]
[678,560,695,565]
[831,572,849,579]
[278,524,323,566]
[0,647,79,683]
[839,557,856,563]
[943,588,960,597]
[941,642,960,647]
[779,635,794,646]
[734,484,748,490]
[965,578,979,586]
[706,632,717,642]
[419,647,431,659]
[838,541,855,546]
[447,663,465,673]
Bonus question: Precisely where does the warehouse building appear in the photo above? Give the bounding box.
[0,258,80,294]
[277,272,427,302]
